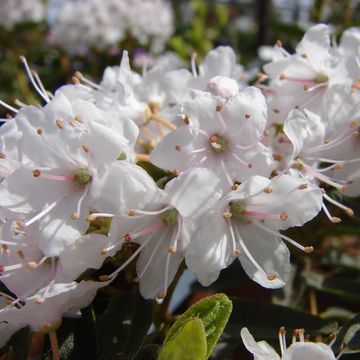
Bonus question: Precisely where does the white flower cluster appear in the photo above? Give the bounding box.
[0,24,359,344]
[0,0,45,30]
[241,327,336,360]
[50,0,174,54]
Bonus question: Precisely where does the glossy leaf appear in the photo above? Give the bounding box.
[158,318,207,360]
[164,293,232,359]
[332,313,360,355]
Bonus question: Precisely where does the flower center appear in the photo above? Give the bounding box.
[73,169,92,185]
[314,73,328,84]
[229,201,246,218]
[209,134,227,153]
[161,208,178,226]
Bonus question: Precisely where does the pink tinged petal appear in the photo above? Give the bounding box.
[237,223,290,289]
[248,175,322,230]
[339,27,360,56]
[150,125,198,171]
[185,215,235,286]
[205,76,239,99]
[282,342,336,360]
[241,328,280,360]
[0,168,74,213]
[164,168,223,218]
[284,109,325,159]
[90,162,162,215]
[296,24,331,71]
[136,227,183,299]
[222,86,267,141]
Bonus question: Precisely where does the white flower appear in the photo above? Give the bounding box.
[151,87,274,188]
[0,91,128,256]
[0,0,44,30]
[185,175,322,288]
[91,165,223,299]
[241,327,336,360]
[0,280,107,348]
[263,24,360,123]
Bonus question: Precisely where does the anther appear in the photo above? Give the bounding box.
[82,144,89,153]
[263,129,270,137]
[175,145,182,152]
[335,163,344,169]
[183,115,190,125]
[223,211,232,220]
[279,212,288,221]
[304,84,309,91]
[298,184,308,190]
[267,273,278,281]
[276,40,282,47]
[27,261,37,269]
[248,162,253,168]
[33,169,41,177]
[234,249,241,256]
[128,210,137,216]
[16,250,24,259]
[245,113,251,119]
[156,291,166,300]
[273,108,280,114]
[231,184,239,191]
[0,152,6,159]
[304,246,313,253]
[349,120,358,129]
[264,187,272,193]
[72,76,80,84]
[301,53,308,58]
[55,120,63,129]
[216,104,223,112]
[34,298,45,304]
[168,247,176,253]
[74,115,83,123]
[99,275,110,282]
[279,74,286,80]
[273,154,282,161]
[100,249,107,256]
[124,234,132,242]
[36,128,43,135]
[71,212,79,220]
[346,208,354,217]
[331,217,342,223]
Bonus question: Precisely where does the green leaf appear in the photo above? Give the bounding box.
[133,344,160,360]
[158,318,207,360]
[224,298,337,341]
[302,271,360,305]
[164,293,232,359]
[6,326,31,360]
[332,314,360,355]
[74,304,100,359]
[99,290,153,360]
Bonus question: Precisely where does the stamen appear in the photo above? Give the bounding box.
[88,213,114,222]
[304,166,346,191]
[322,192,354,217]
[321,203,342,223]
[191,53,198,78]
[231,152,251,167]
[127,206,171,217]
[220,160,233,188]
[72,182,91,219]
[227,219,240,256]
[75,71,103,90]
[32,70,54,100]
[253,220,313,253]
[0,99,19,114]
[129,220,165,240]
[20,199,60,227]
[279,327,286,355]
[168,220,182,253]
[216,112,227,132]
[19,56,50,103]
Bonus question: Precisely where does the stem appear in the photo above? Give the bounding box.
[309,289,318,315]
[49,331,60,360]
[154,261,186,334]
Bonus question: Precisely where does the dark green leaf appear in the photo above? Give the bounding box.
[133,344,160,360]
[99,290,153,360]
[165,293,232,359]
[74,304,100,359]
[224,298,337,341]
[302,271,360,305]
[7,326,31,360]
[332,314,360,355]
[158,318,207,360]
